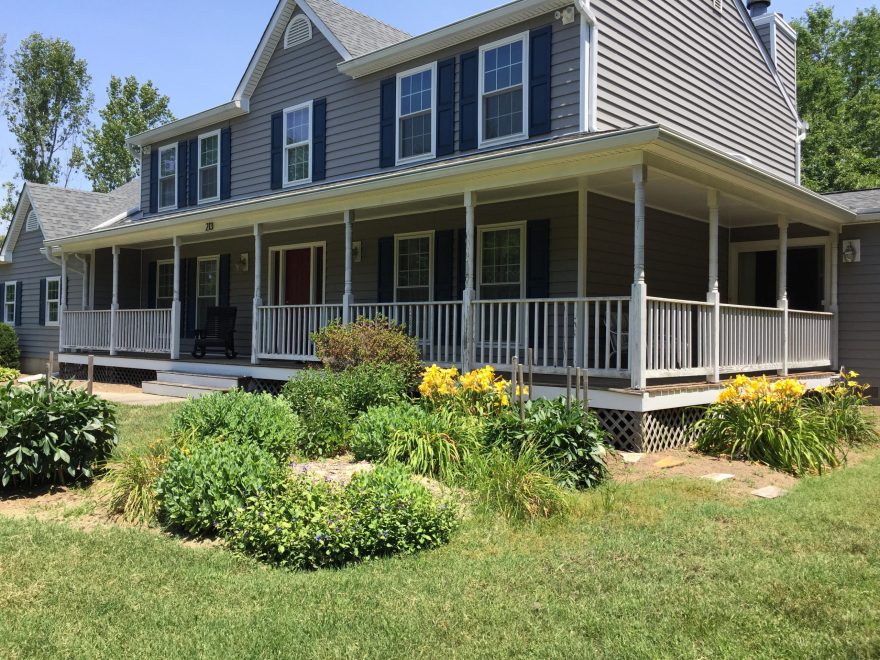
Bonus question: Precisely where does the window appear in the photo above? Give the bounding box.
[157,144,178,210]
[196,257,219,327]
[395,232,433,302]
[198,131,220,203]
[479,34,528,146]
[46,276,61,326]
[156,260,174,309]
[285,15,312,49]
[479,224,525,299]
[396,63,436,163]
[3,282,15,324]
[283,102,312,186]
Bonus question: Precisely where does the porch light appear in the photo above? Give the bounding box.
[842,239,860,264]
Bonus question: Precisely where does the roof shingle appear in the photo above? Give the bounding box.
[308,0,411,57]
[824,189,880,214]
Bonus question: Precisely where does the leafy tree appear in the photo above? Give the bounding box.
[794,6,880,192]
[83,76,174,192]
[2,33,93,185]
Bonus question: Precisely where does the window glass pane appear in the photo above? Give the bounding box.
[483,41,523,94]
[481,228,521,296]
[287,144,310,182]
[48,302,59,324]
[159,148,176,177]
[399,69,432,117]
[47,279,60,300]
[396,236,431,301]
[160,178,176,208]
[157,263,174,300]
[5,285,14,303]
[198,260,218,297]
[286,107,310,145]
[484,89,523,140]
[400,114,432,159]
[200,135,218,167]
[200,166,218,200]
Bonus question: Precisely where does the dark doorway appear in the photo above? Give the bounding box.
[284,248,312,305]
[737,246,825,311]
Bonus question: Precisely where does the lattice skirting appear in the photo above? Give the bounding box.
[241,378,287,396]
[60,363,158,388]
[595,406,706,453]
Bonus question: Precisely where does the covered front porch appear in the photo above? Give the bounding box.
[52,128,845,392]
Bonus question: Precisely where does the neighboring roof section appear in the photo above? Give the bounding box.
[309,0,410,57]
[824,189,880,214]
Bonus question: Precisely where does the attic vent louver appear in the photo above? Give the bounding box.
[712,0,723,11]
[285,15,312,49]
[25,210,39,232]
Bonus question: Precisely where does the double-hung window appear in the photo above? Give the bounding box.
[157,144,178,210]
[46,276,61,326]
[479,34,528,146]
[196,256,219,326]
[156,260,174,309]
[396,63,436,163]
[198,130,220,203]
[3,282,15,324]
[478,224,525,299]
[283,102,312,186]
[395,232,433,302]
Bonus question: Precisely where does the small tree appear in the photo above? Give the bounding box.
[0,323,20,369]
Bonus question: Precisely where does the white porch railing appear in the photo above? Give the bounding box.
[644,297,714,378]
[352,302,462,365]
[256,304,344,360]
[789,309,834,369]
[718,303,785,373]
[114,309,173,354]
[62,310,112,351]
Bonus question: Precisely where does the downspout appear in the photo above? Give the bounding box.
[795,120,807,186]
[577,0,599,133]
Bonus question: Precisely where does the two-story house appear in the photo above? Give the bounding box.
[0,0,861,450]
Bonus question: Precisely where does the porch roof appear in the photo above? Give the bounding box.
[49,125,856,253]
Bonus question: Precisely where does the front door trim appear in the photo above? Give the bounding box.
[268,241,327,306]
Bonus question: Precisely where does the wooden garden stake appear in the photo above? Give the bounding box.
[526,348,534,400]
[511,356,519,408]
[575,368,582,406]
[87,354,94,396]
[517,363,526,420]
[566,367,572,412]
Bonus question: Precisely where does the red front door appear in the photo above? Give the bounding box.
[285,248,312,305]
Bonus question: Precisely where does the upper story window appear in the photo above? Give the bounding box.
[395,232,433,302]
[479,33,528,147]
[3,282,16,325]
[45,276,61,326]
[396,63,436,164]
[198,131,220,203]
[157,144,178,211]
[284,101,312,186]
[156,260,174,309]
[478,223,525,299]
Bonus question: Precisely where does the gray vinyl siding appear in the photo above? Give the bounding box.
[775,30,797,111]
[838,224,880,388]
[592,0,798,181]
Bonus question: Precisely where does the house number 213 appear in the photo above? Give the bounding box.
[205,222,214,232]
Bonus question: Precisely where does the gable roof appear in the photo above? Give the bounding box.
[824,189,880,214]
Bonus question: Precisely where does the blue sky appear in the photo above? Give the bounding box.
[0,0,869,195]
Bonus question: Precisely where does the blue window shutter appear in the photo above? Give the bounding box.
[526,219,550,298]
[271,111,283,189]
[15,282,22,326]
[529,25,553,137]
[312,98,327,181]
[377,236,394,302]
[219,254,231,307]
[0,282,4,322]
[434,230,454,301]
[436,59,455,157]
[147,262,157,309]
[38,278,47,326]
[459,50,479,151]
[379,77,396,168]
[188,139,198,206]
[184,258,197,337]
[149,150,159,214]
[220,128,232,199]
[177,140,188,208]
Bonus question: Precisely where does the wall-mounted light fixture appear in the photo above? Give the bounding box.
[842,239,860,264]
[352,241,362,263]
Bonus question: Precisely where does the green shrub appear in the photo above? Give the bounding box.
[228,464,458,570]
[167,390,304,463]
[104,443,167,525]
[294,396,351,459]
[155,439,282,535]
[349,402,427,462]
[464,444,570,522]
[312,316,423,388]
[805,372,879,447]
[0,381,117,489]
[282,363,408,418]
[0,367,19,382]
[0,323,20,369]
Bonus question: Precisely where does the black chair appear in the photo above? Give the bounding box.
[192,306,238,359]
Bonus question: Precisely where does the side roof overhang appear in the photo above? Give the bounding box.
[0,185,37,264]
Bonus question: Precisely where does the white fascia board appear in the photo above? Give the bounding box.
[338,0,573,79]
[0,184,36,263]
[126,100,248,148]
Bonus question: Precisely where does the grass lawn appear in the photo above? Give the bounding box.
[1,404,879,658]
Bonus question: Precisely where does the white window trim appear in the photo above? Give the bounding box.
[45,276,61,327]
[393,230,435,302]
[157,143,178,211]
[4,281,17,325]
[196,255,220,327]
[282,100,313,188]
[267,242,327,306]
[395,61,438,166]
[156,259,175,307]
[477,221,527,299]
[478,31,530,149]
[197,129,221,204]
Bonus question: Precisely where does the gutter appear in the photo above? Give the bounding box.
[126,99,249,148]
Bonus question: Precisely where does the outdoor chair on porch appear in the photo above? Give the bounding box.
[192,306,238,359]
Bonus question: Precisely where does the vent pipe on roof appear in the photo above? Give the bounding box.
[747,0,771,17]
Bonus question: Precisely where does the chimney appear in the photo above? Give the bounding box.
[747,1,771,18]
[749,1,798,108]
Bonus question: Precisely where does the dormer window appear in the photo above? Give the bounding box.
[479,33,528,147]
[396,63,436,164]
[157,144,178,211]
[198,130,220,203]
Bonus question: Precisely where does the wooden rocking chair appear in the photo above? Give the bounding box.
[192,306,238,359]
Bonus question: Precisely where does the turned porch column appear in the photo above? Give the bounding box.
[575,178,588,369]
[462,191,476,372]
[777,215,789,376]
[830,231,840,369]
[109,246,119,356]
[59,252,67,352]
[707,189,720,383]
[629,165,648,390]
[343,210,354,324]
[171,237,181,360]
[251,223,263,365]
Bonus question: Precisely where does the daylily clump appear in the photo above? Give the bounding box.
[716,374,806,409]
[419,364,525,413]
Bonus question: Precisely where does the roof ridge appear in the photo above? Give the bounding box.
[319,0,411,39]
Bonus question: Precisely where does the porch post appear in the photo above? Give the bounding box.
[830,231,840,369]
[110,246,119,356]
[251,223,263,365]
[171,237,181,360]
[707,189,721,384]
[343,210,354,324]
[777,215,789,376]
[462,191,476,372]
[80,255,88,310]
[59,252,67,352]
[575,178,588,369]
[629,165,648,390]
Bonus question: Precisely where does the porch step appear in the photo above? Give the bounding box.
[153,371,241,390]
[142,380,231,399]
